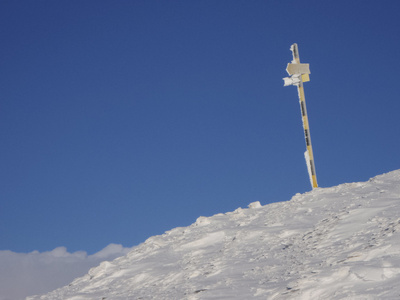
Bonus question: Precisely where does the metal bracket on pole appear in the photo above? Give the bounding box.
[283,43,318,189]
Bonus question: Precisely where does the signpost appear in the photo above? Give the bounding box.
[283,43,318,189]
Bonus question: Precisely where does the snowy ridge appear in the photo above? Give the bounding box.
[28,170,400,299]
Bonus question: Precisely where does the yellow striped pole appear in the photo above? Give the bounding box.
[283,43,318,189]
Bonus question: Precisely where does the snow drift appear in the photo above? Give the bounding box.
[28,170,400,299]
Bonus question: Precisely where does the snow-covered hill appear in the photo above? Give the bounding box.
[28,170,400,299]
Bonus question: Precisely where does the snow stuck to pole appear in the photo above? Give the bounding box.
[304,150,313,188]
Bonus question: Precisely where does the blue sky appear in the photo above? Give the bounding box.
[1,0,400,255]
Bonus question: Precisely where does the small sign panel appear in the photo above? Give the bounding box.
[286,63,310,76]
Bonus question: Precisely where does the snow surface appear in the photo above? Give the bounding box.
[28,170,400,299]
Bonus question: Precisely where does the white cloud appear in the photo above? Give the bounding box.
[0,244,132,300]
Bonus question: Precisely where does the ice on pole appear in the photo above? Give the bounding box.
[283,43,318,189]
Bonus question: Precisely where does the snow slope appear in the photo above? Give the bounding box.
[28,170,400,299]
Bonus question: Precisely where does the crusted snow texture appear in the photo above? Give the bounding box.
[28,170,400,300]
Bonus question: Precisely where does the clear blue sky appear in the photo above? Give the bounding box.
[1,0,399,254]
